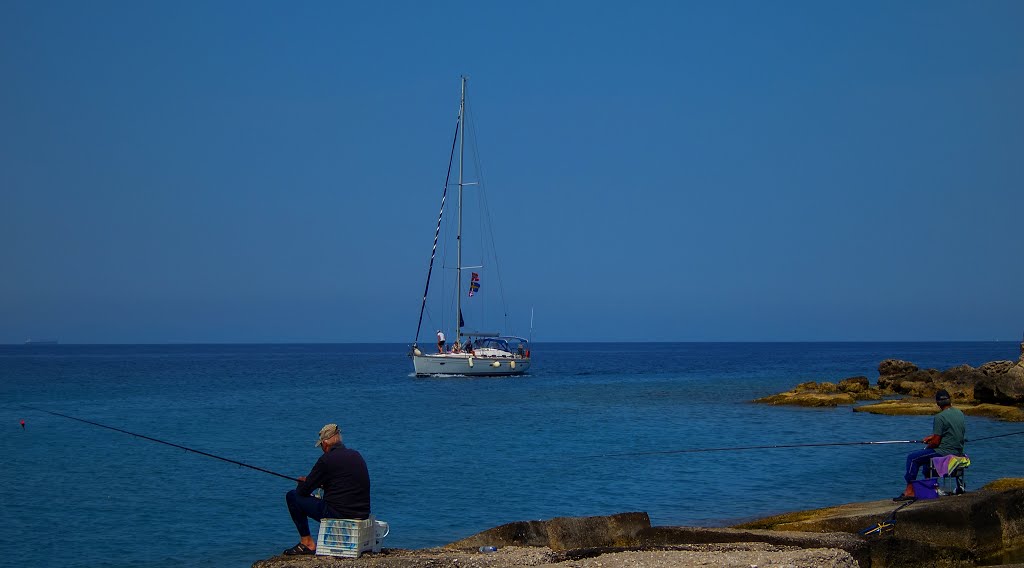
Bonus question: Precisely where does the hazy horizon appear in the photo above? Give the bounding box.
[8,338,1024,346]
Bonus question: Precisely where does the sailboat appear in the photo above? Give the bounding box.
[409,77,532,377]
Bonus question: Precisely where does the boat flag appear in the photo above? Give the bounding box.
[459,309,464,329]
[469,272,480,297]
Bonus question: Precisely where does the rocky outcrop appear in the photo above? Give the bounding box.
[445,512,652,551]
[877,359,918,377]
[875,352,1024,405]
[754,390,858,407]
[756,344,1024,420]
[979,360,1017,376]
[975,346,1024,404]
[837,376,871,394]
[852,399,1024,421]
[876,360,974,400]
[735,479,1024,567]
[754,378,882,407]
[975,370,1024,405]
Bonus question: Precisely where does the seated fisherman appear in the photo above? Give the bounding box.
[283,423,371,555]
[894,389,966,501]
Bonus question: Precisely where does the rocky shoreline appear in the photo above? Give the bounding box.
[254,544,860,568]
[254,480,1024,568]
[754,341,1024,420]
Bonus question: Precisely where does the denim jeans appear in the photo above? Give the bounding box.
[286,489,339,537]
[904,448,941,484]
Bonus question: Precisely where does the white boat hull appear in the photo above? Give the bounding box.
[412,353,530,377]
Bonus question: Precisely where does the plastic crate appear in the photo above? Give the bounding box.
[315,516,389,558]
[316,516,374,557]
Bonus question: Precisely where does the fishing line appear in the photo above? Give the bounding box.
[22,405,299,482]
[580,439,925,459]
[580,430,1024,460]
[967,430,1024,442]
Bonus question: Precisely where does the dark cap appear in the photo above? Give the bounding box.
[935,389,952,405]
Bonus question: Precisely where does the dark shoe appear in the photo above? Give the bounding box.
[892,493,916,502]
[283,543,315,556]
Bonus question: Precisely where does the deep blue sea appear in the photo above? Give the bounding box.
[3,342,1023,568]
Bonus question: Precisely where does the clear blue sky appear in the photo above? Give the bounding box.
[2,1,1022,343]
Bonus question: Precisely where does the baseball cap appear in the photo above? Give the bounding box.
[315,423,340,447]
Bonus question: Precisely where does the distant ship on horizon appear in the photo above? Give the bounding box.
[24,338,59,345]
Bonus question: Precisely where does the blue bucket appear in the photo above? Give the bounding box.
[912,477,939,500]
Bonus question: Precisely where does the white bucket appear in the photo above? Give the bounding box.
[373,520,390,552]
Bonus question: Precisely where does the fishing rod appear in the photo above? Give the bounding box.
[584,430,1024,460]
[22,406,300,482]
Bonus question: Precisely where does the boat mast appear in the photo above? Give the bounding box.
[456,76,466,344]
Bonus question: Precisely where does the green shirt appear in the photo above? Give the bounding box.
[932,406,966,456]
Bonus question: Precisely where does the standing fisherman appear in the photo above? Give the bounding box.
[283,423,371,556]
[894,389,966,501]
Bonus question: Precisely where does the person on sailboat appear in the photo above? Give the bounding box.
[436,330,446,353]
[283,423,371,555]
